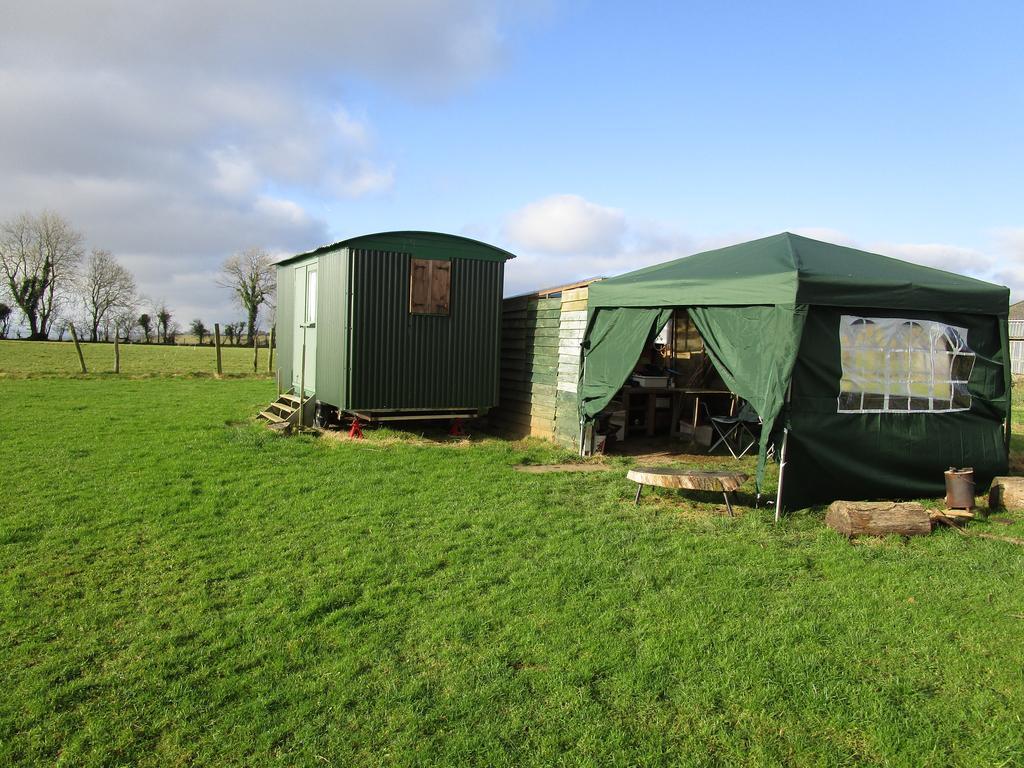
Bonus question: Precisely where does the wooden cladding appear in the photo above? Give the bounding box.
[410,258,451,315]
[490,285,591,448]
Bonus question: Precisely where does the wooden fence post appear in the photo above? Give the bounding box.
[268,326,275,373]
[253,333,259,372]
[114,337,120,374]
[214,323,222,376]
[69,324,87,373]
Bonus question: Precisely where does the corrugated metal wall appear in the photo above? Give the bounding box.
[348,249,504,410]
[1010,320,1024,376]
[314,248,349,408]
[275,264,295,389]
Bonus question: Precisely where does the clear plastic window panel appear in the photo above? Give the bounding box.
[838,315,974,414]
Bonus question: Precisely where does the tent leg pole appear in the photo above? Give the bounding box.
[774,427,789,524]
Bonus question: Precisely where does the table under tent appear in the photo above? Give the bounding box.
[578,232,1012,512]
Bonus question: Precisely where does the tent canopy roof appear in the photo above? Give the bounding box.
[588,232,1008,315]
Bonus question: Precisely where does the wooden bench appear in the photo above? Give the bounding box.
[626,467,749,515]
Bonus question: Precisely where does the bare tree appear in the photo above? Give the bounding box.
[165,320,180,344]
[0,302,11,339]
[219,248,275,346]
[113,300,139,343]
[0,211,84,339]
[80,249,137,342]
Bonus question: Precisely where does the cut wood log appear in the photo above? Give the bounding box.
[988,477,1024,511]
[826,500,932,538]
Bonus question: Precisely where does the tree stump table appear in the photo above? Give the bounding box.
[626,467,749,515]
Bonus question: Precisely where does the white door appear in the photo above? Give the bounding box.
[292,262,317,394]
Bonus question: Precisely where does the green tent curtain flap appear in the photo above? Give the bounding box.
[688,304,808,490]
[999,314,1012,453]
[579,307,673,420]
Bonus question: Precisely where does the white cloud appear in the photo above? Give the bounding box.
[209,148,262,198]
[0,1,516,96]
[333,108,373,150]
[842,231,1023,299]
[499,198,1024,302]
[0,1,526,325]
[505,194,627,255]
[873,242,983,275]
[789,227,857,246]
[500,194,699,296]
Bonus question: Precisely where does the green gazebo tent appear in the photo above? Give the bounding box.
[579,233,1011,511]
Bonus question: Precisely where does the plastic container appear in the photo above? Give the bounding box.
[633,374,668,388]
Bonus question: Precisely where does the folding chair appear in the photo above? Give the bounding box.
[703,401,760,459]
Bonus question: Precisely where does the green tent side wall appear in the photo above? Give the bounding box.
[782,306,1009,509]
[579,233,1011,510]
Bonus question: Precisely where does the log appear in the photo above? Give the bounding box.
[826,501,932,538]
[988,477,1024,511]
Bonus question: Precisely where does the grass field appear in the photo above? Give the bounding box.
[1,343,1023,766]
[0,339,270,377]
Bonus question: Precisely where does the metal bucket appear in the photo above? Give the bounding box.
[944,467,975,510]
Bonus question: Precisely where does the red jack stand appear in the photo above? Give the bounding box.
[348,418,364,439]
[449,418,466,437]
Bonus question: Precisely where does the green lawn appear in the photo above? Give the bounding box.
[1,353,1022,765]
[0,339,270,377]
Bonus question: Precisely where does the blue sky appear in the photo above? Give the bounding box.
[2,1,1022,321]
[351,2,1023,239]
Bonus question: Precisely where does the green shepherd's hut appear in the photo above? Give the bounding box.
[269,231,515,425]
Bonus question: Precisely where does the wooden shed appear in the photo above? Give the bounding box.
[489,280,595,448]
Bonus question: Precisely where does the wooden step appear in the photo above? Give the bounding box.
[259,410,285,423]
[279,393,301,405]
[269,402,295,416]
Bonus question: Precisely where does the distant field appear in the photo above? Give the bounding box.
[0,339,271,377]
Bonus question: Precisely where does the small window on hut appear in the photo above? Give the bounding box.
[409,258,451,315]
